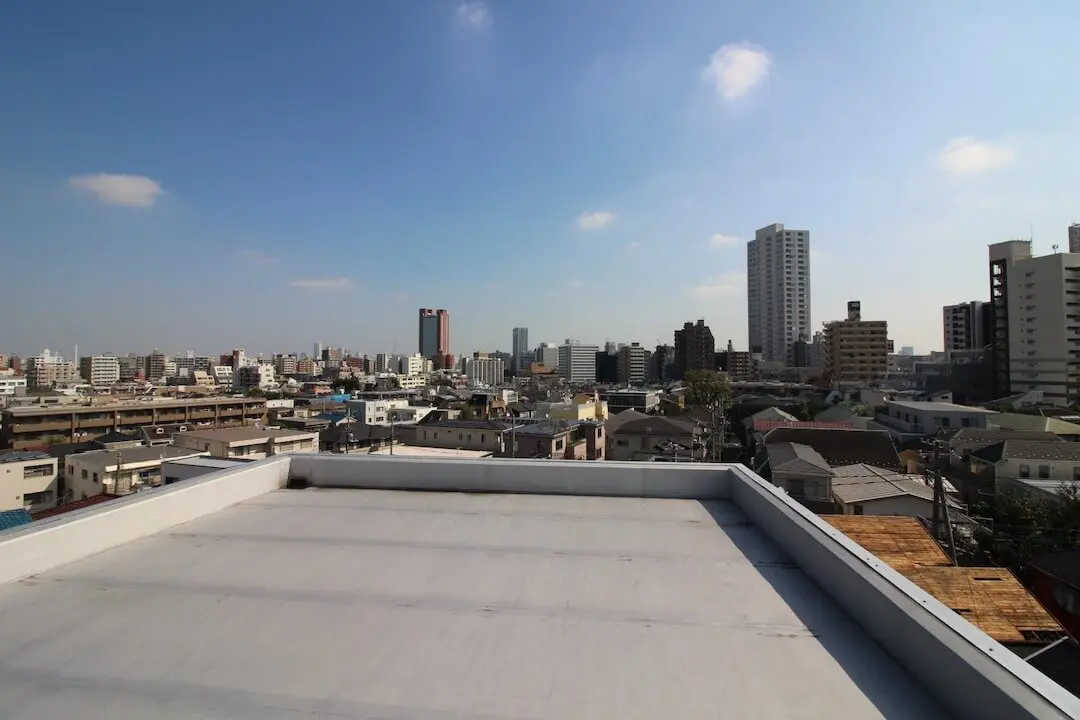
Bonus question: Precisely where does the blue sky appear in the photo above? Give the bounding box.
[3,1,1079,358]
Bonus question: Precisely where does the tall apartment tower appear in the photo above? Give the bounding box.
[418,308,451,360]
[747,223,811,362]
[822,301,889,383]
[943,301,991,356]
[989,240,1080,405]
[674,319,716,379]
[1069,223,1080,254]
[617,343,648,385]
[558,340,599,385]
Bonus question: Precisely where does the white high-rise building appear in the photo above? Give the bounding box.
[989,239,1080,405]
[558,340,598,385]
[747,223,811,363]
[78,355,121,387]
[26,349,78,390]
[465,356,504,387]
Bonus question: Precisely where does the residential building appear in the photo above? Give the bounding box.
[0,450,58,512]
[542,393,608,422]
[876,400,998,437]
[534,342,559,370]
[1070,223,1080,253]
[67,445,205,499]
[674,319,715,378]
[235,364,276,392]
[594,349,618,383]
[160,456,250,484]
[78,355,120,387]
[558,340,598,385]
[25,349,77,390]
[616,342,648,385]
[943,301,991,357]
[716,340,753,380]
[174,353,211,375]
[0,397,267,449]
[274,354,298,376]
[512,327,529,368]
[651,344,675,382]
[989,239,1080,405]
[171,426,318,459]
[397,353,430,376]
[823,301,889,383]
[0,376,27,397]
[828,463,960,517]
[117,355,138,381]
[210,365,234,391]
[969,440,1080,500]
[507,421,605,460]
[145,350,167,381]
[412,419,508,453]
[464,354,505,387]
[418,308,450,360]
[320,424,394,454]
[789,340,824,369]
[1,455,1077,719]
[295,357,315,375]
[604,388,660,414]
[345,398,410,425]
[607,415,702,461]
[747,222,811,361]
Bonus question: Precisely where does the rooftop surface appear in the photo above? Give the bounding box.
[178,426,317,442]
[886,400,1000,414]
[0,488,946,719]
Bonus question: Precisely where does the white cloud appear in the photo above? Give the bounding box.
[938,137,1016,177]
[709,233,741,247]
[702,43,771,101]
[687,272,746,298]
[457,2,490,29]
[68,173,165,207]
[578,211,616,230]
[289,277,353,292]
[239,249,280,265]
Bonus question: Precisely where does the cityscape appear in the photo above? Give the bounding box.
[2,2,1080,717]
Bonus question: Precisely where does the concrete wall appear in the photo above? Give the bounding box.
[840,494,936,517]
[0,456,289,585]
[289,455,731,499]
[726,464,1077,720]
[0,457,58,512]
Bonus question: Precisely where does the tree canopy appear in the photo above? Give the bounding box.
[682,370,732,410]
[973,484,1080,575]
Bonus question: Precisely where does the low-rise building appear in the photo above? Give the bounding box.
[0,450,59,513]
[171,427,318,459]
[875,400,998,437]
[969,440,1080,501]
[608,416,702,462]
[67,445,205,499]
[0,376,27,397]
[604,388,660,414]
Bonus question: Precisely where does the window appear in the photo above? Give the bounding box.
[1019,464,1031,478]
[23,490,53,505]
[555,439,564,451]
[81,469,88,479]
[93,472,99,483]
[480,434,485,443]
[854,504,865,515]
[1039,465,1050,479]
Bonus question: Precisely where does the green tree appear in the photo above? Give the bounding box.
[683,370,732,411]
[973,485,1080,574]
[245,387,266,398]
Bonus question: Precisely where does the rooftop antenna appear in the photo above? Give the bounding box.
[1053,243,1060,254]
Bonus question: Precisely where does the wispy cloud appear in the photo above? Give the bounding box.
[457,1,491,29]
[289,277,354,292]
[239,249,280,265]
[702,43,771,101]
[578,211,616,230]
[68,173,165,207]
[938,137,1016,177]
[687,272,746,298]
[708,233,742,247]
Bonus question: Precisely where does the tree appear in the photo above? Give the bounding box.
[683,370,732,411]
[245,387,266,398]
[973,485,1080,575]
[334,377,361,394]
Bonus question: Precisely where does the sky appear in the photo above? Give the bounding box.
[3,1,1080,359]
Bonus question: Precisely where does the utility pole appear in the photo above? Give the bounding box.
[926,433,957,564]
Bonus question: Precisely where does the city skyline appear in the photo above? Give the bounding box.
[3,3,1080,354]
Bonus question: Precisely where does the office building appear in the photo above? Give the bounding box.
[1070,223,1080,253]
[512,327,529,368]
[25,349,77,390]
[78,355,121,387]
[595,350,618,384]
[990,239,1080,405]
[943,301,991,357]
[823,301,889,383]
[674,319,715,379]
[617,343,648,385]
[418,308,451,360]
[558,340,598,384]
[535,343,559,370]
[747,223,811,362]
[1,454,1073,720]
[464,354,505,388]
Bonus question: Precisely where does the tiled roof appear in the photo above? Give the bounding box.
[948,428,1062,456]
[831,478,936,505]
[612,416,700,437]
[972,439,1080,463]
[761,427,902,470]
[0,509,33,531]
[766,442,833,475]
[753,420,855,432]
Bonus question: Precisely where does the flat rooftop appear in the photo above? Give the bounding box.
[886,400,999,414]
[0,455,1074,719]
[0,489,942,719]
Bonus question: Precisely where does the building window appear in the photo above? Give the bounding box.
[82,469,88,479]
[854,504,865,515]
[1019,464,1031,478]
[1039,465,1050,479]
[555,439,564,451]
[23,490,53,505]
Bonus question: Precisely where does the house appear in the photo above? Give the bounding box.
[140,423,200,446]
[608,416,702,461]
[410,419,509,454]
[508,421,604,460]
[875,400,999,438]
[171,427,319,459]
[764,442,834,507]
[829,463,960,517]
[0,450,59,513]
[320,423,394,454]
[991,412,1080,442]
[969,440,1080,501]
[758,427,903,470]
[1030,549,1080,639]
[66,445,205,499]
